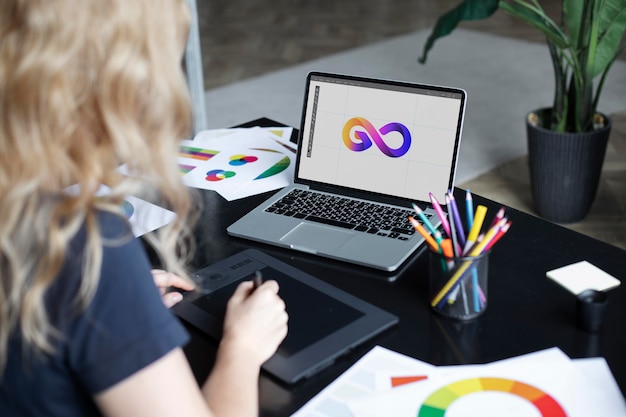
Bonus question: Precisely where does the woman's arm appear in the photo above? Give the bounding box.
[95,348,213,417]
[203,280,288,417]
[95,280,288,417]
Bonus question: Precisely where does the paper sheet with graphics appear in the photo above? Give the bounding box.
[178,127,295,200]
[291,346,626,417]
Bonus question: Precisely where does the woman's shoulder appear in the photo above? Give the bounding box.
[49,210,144,312]
[66,210,133,253]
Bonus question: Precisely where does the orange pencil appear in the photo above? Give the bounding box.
[440,238,454,258]
[408,216,439,252]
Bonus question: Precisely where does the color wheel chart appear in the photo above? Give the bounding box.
[206,169,236,182]
[417,377,566,417]
[229,154,258,166]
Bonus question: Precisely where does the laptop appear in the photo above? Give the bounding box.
[171,249,398,384]
[227,71,466,271]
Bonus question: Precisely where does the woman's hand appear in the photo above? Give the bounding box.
[151,269,195,308]
[221,280,288,366]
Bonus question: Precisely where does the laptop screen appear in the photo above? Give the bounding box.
[296,72,466,204]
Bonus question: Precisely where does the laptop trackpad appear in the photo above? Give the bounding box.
[280,223,354,252]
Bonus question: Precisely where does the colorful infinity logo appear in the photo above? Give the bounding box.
[342,117,411,157]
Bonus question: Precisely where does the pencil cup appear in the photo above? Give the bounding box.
[428,249,489,320]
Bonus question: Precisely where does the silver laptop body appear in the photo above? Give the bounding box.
[227,72,467,271]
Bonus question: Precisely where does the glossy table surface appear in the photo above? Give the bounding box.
[180,119,626,416]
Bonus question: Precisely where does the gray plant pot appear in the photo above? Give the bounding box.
[526,108,611,224]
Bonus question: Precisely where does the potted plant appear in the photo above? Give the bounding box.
[418,0,626,223]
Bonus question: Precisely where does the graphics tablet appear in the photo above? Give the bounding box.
[171,249,398,384]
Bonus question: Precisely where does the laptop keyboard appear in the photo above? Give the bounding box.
[264,189,426,240]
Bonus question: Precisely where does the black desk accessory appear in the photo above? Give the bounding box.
[172,249,398,384]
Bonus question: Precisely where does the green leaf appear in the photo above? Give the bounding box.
[593,0,626,77]
[499,1,568,49]
[563,0,583,50]
[418,0,499,63]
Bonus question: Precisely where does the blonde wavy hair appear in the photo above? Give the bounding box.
[0,0,196,372]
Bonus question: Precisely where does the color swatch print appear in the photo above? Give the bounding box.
[205,154,258,182]
[229,154,258,166]
[178,145,219,175]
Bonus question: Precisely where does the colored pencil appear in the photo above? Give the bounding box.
[440,238,454,258]
[484,220,511,252]
[408,216,439,252]
[411,203,439,236]
[428,192,451,238]
[489,206,506,229]
[465,189,474,231]
[447,190,466,248]
[466,205,488,243]
[446,194,461,256]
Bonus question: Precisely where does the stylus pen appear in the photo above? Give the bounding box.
[253,270,263,290]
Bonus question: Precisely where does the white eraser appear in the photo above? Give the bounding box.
[546,261,621,295]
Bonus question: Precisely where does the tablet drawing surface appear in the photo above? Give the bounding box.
[172,249,398,384]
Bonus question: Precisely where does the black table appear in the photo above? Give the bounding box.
[180,118,626,416]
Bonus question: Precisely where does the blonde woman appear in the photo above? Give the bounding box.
[0,1,288,416]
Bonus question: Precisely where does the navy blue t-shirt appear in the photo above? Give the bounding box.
[0,212,190,416]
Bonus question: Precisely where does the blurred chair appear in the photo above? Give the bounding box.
[185,0,208,136]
